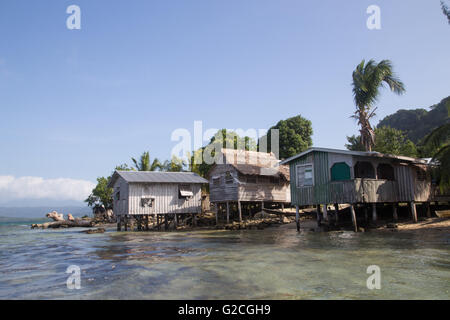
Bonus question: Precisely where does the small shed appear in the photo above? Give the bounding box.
[208,149,290,223]
[108,171,208,231]
[280,148,434,230]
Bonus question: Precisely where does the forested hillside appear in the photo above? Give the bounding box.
[377,96,450,143]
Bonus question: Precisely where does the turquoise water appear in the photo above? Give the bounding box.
[0,218,449,299]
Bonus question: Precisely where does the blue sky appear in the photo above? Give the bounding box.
[0,0,449,205]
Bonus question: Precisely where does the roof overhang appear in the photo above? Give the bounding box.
[280,147,429,165]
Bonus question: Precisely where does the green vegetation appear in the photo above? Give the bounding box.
[131,151,162,171]
[351,59,405,151]
[261,115,313,159]
[346,126,417,157]
[442,1,450,24]
[189,129,257,178]
[86,152,189,209]
[377,96,450,144]
[423,102,450,191]
[85,164,132,209]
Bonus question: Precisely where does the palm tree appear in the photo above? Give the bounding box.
[351,59,405,151]
[442,1,450,24]
[423,104,450,191]
[131,151,162,171]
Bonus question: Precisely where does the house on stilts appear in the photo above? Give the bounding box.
[207,148,291,224]
[108,171,209,231]
[280,147,437,232]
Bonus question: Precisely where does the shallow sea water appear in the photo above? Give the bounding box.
[0,219,449,299]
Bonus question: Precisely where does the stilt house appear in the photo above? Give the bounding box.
[208,149,290,223]
[108,171,208,230]
[280,148,434,230]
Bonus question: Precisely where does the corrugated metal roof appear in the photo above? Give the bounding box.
[108,171,208,187]
[280,147,428,165]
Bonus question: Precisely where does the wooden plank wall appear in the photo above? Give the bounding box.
[128,183,202,215]
[209,165,239,202]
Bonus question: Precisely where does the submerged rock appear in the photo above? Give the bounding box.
[82,228,105,234]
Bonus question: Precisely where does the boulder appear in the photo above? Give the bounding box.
[46,211,64,222]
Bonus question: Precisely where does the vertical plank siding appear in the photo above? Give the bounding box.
[112,181,202,216]
[289,151,433,206]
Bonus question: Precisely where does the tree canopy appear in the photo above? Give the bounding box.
[377,96,450,144]
[442,1,450,24]
[131,151,162,171]
[351,59,405,151]
[261,115,313,159]
[346,126,418,157]
[84,164,132,209]
[423,102,450,191]
[189,129,257,178]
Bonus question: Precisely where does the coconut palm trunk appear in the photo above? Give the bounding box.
[351,59,405,152]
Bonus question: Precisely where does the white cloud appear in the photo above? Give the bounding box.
[0,176,96,203]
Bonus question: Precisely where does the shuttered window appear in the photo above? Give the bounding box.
[331,162,351,181]
[296,164,314,187]
[179,185,193,198]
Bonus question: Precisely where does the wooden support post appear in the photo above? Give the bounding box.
[295,205,300,232]
[316,205,322,226]
[410,202,418,223]
[334,204,339,225]
[364,206,368,222]
[215,204,219,225]
[164,215,168,231]
[174,214,178,229]
[137,216,142,231]
[238,201,242,222]
[117,216,122,231]
[145,215,149,231]
[281,203,285,212]
[323,205,328,221]
[226,202,230,224]
[393,204,398,221]
[372,204,377,222]
[426,202,431,218]
[124,216,128,231]
[350,204,358,232]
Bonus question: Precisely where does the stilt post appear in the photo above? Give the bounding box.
[393,204,398,221]
[215,204,219,225]
[334,203,339,225]
[426,202,431,218]
[117,216,122,231]
[316,205,322,226]
[372,204,377,223]
[323,205,328,221]
[295,205,300,232]
[238,201,242,222]
[226,202,230,224]
[410,202,418,223]
[350,204,358,232]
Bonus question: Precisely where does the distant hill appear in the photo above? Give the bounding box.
[377,96,450,144]
[0,206,92,219]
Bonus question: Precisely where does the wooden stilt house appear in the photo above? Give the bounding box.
[108,171,208,231]
[280,148,435,231]
[208,149,290,223]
